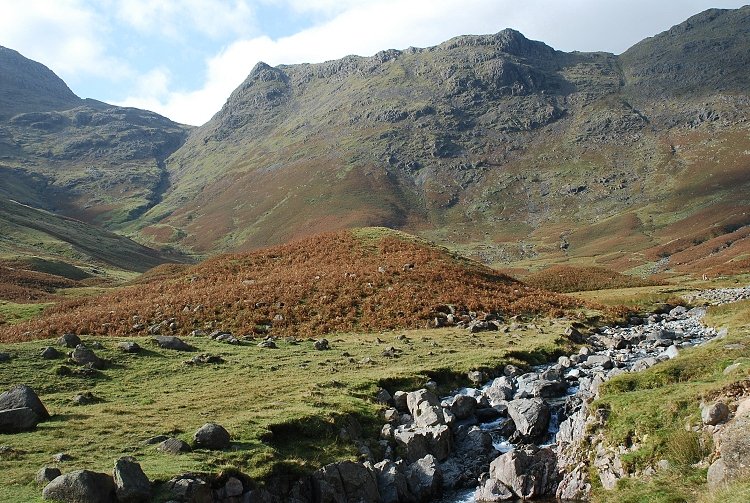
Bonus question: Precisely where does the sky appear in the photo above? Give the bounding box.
[1,0,747,126]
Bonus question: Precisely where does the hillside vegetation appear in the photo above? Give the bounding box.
[524,265,661,293]
[0,228,582,342]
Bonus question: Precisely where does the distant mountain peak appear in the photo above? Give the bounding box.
[0,45,80,120]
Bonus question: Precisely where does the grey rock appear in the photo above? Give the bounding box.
[584,355,614,370]
[313,460,380,503]
[72,392,100,405]
[42,469,117,503]
[193,422,230,450]
[143,435,170,445]
[153,336,193,351]
[58,333,82,348]
[257,339,277,349]
[406,455,442,503]
[486,376,514,403]
[53,453,74,462]
[702,402,730,425]
[475,475,513,501]
[113,457,151,503]
[314,338,330,350]
[506,398,550,442]
[661,345,680,359]
[0,407,39,433]
[36,466,62,485]
[451,395,477,420]
[118,342,141,353]
[488,447,557,499]
[0,352,11,362]
[165,474,212,503]
[375,388,393,404]
[555,462,591,500]
[393,391,409,412]
[41,347,62,359]
[707,457,728,490]
[442,427,496,488]
[70,345,105,369]
[375,460,412,503]
[393,424,452,462]
[0,384,49,420]
[224,477,244,497]
[157,438,192,454]
[407,389,446,428]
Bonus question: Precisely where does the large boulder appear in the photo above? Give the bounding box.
[113,457,151,503]
[507,398,550,442]
[36,467,62,485]
[702,402,730,426]
[70,345,105,369]
[393,424,452,462]
[313,460,380,503]
[0,384,49,421]
[374,460,412,503]
[451,395,477,420]
[406,455,442,503]
[709,414,750,488]
[475,475,514,502]
[193,422,231,450]
[488,447,557,500]
[486,376,514,404]
[42,470,117,503]
[407,389,447,428]
[0,407,39,433]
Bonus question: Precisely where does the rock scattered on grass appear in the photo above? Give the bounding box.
[70,345,106,369]
[35,467,61,485]
[58,333,81,348]
[156,438,191,455]
[0,352,11,363]
[52,453,73,462]
[117,342,141,353]
[152,335,194,351]
[72,392,100,406]
[257,339,277,349]
[0,384,49,422]
[314,338,330,350]
[113,456,151,503]
[194,423,231,450]
[184,354,224,365]
[41,347,62,359]
[41,469,116,502]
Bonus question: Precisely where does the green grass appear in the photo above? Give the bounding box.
[0,302,52,325]
[0,321,573,501]
[590,299,750,502]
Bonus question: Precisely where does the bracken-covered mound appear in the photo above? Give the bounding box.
[0,262,80,303]
[524,265,661,293]
[0,228,582,342]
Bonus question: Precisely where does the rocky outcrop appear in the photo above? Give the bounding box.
[477,447,557,501]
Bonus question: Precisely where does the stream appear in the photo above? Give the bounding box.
[433,304,720,502]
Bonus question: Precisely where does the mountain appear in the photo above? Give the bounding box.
[0,46,190,288]
[124,6,750,277]
[0,45,191,228]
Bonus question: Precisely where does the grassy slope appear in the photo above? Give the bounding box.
[0,228,582,342]
[0,323,573,502]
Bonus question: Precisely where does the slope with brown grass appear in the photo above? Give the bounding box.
[524,264,661,293]
[0,228,582,342]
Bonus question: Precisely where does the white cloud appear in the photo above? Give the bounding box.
[0,0,131,84]
[115,0,257,39]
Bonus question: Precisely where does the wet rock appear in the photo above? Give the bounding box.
[375,460,412,503]
[193,423,231,450]
[407,455,442,503]
[407,389,447,428]
[486,376,514,403]
[506,398,550,442]
[313,460,380,503]
[393,424,452,462]
[475,474,513,501]
[451,395,477,420]
[113,457,151,503]
[487,447,557,500]
[42,469,117,502]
